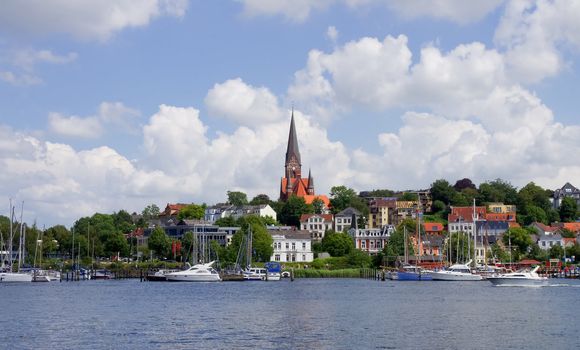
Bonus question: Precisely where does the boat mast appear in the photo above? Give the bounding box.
[416,204,421,266]
[8,199,13,272]
[403,226,408,265]
[71,227,75,270]
[472,198,477,268]
[18,201,24,270]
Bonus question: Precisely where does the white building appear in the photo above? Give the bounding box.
[348,225,394,255]
[300,214,333,240]
[334,207,361,233]
[205,204,277,223]
[269,230,313,263]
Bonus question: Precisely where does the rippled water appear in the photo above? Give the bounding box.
[1,278,580,349]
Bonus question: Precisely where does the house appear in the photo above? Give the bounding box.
[423,222,444,235]
[556,222,580,235]
[144,219,240,246]
[391,200,421,226]
[333,207,362,233]
[159,203,189,217]
[300,214,333,240]
[553,182,580,209]
[348,225,394,255]
[204,204,277,223]
[537,233,563,251]
[269,229,313,263]
[529,222,561,236]
[368,199,395,229]
[411,234,445,261]
[487,203,517,214]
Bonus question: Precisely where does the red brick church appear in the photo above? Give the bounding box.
[279,111,330,207]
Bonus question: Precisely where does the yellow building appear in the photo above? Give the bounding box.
[487,203,517,214]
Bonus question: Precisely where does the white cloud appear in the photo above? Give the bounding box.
[205,78,284,126]
[9,49,78,71]
[495,0,580,83]
[239,0,503,24]
[0,70,42,86]
[326,26,338,44]
[0,0,188,41]
[48,102,140,139]
[386,0,504,24]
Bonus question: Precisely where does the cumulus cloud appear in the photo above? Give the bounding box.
[239,0,503,23]
[48,102,140,139]
[205,78,284,126]
[326,26,339,44]
[0,48,77,86]
[495,0,580,83]
[0,0,188,41]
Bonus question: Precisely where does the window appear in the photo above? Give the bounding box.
[302,254,306,261]
[361,241,366,249]
[286,242,289,249]
[275,254,280,261]
[292,254,296,262]
[302,242,306,250]
[292,242,296,250]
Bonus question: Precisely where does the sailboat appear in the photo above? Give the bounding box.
[389,209,432,281]
[0,200,32,283]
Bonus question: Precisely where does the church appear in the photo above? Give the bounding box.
[279,111,330,208]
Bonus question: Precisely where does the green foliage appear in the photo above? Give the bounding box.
[238,215,274,263]
[549,244,564,259]
[321,231,354,257]
[489,243,509,262]
[148,226,170,258]
[522,205,548,225]
[346,250,372,267]
[177,204,205,220]
[227,191,248,206]
[479,179,518,205]
[312,198,325,214]
[559,197,578,222]
[431,200,446,214]
[560,229,576,239]
[249,194,271,205]
[383,227,414,263]
[446,232,472,264]
[142,204,160,219]
[361,189,396,198]
[400,192,418,201]
[279,195,313,226]
[430,179,455,204]
[113,210,134,234]
[292,268,361,278]
[502,227,533,261]
[518,182,551,213]
[214,216,237,227]
[547,209,561,224]
[329,186,369,216]
[453,178,476,191]
[104,233,129,257]
[527,243,547,261]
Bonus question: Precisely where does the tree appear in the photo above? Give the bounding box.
[383,228,414,264]
[227,191,248,206]
[104,233,129,257]
[431,200,446,214]
[522,205,548,225]
[177,204,205,220]
[214,216,237,227]
[502,227,533,261]
[113,210,134,234]
[330,186,357,211]
[279,195,313,226]
[312,198,325,214]
[559,197,578,222]
[430,179,456,205]
[142,204,160,219]
[249,194,271,205]
[321,231,353,257]
[479,179,518,205]
[400,192,418,201]
[148,227,170,258]
[518,182,551,213]
[454,178,476,191]
[446,232,472,264]
[346,249,372,267]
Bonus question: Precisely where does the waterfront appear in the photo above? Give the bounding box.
[1,279,580,350]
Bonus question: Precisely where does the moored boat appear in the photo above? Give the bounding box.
[429,261,483,281]
[165,261,221,282]
[0,271,33,283]
[487,266,549,286]
[388,265,433,281]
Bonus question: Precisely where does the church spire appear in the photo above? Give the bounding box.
[285,108,301,166]
[307,168,314,195]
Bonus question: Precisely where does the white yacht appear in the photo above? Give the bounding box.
[0,271,33,283]
[165,261,221,282]
[429,261,483,281]
[243,267,266,281]
[487,266,549,286]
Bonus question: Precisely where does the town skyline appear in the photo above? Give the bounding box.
[1,1,579,226]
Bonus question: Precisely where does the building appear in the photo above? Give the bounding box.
[348,225,394,255]
[269,229,313,263]
[487,203,517,214]
[529,222,564,251]
[159,203,189,217]
[279,111,330,207]
[423,222,444,235]
[553,182,580,209]
[390,200,420,226]
[334,207,362,233]
[204,204,277,223]
[368,199,394,229]
[300,214,333,240]
[144,219,240,246]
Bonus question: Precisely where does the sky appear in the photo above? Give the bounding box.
[0,0,579,227]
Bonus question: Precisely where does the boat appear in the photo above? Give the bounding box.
[165,261,221,282]
[388,264,433,281]
[145,269,179,281]
[429,260,483,281]
[0,201,32,283]
[0,270,33,283]
[92,269,112,280]
[243,267,266,281]
[487,266,549,286]
[265,262,281,281]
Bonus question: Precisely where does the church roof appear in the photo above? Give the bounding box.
[285,110,301,165]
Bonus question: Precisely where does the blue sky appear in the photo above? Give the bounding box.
[0,0,579,226]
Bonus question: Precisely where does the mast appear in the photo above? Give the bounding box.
[71,227,75,270]
[9,199,13,272]
[416,204,422,266]
[18,201,24,270]
[472,198,476,268]
[403,226,408,264]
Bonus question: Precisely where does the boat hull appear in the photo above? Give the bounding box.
[393,271,433,281]
[429,271,483,281]
[0,272,33,282]
[487,277,549,286]
[165,274,221,282]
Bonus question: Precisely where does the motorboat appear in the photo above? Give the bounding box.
[487,266,549,286]
[0,271,33,283]
[243,267,267,281]
[387,265,433,281]
[92,269,112,280]
[429,261,483,281]
[146,269,177,281]
[165,261,221,282]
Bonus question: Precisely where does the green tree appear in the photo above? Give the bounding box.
[549,244,564,259]
[104,233,129,257]
[113,210,134,234]
[346,249,372,267]
[227,191,248,206]
[142,204,160,219]
[321,231,353,257]
[214,216,238,227]
[400,192,418,201]
[430,179,456,205]
[279,195,313,226]
[312,198,325,214]
[502,227,533,261]
[453,178,476,191]
[522,205,548,225]
[148,227,170,258]
[431,200,446,214]
[383,228,414,265]
[518,182,551,213]
[249,194,271,205]
[547,208,561,224]
[479,179,518,204]
[239,215,273,262]
[446,232,472,264]
[559,197,578,222]
[177,204,205,220]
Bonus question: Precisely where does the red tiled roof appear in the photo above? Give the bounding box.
[562,223,580,232]
[303,195,330,207]
[448,206,486,223]
[485,213,517,222]
[423,223,444,232]
[534,222,559,232]
[300,214,333,222]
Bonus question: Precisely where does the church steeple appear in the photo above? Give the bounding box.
[284,108,301,178]
[307,168,314,195]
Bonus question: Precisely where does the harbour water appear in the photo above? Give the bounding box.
[1,279,579,349]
